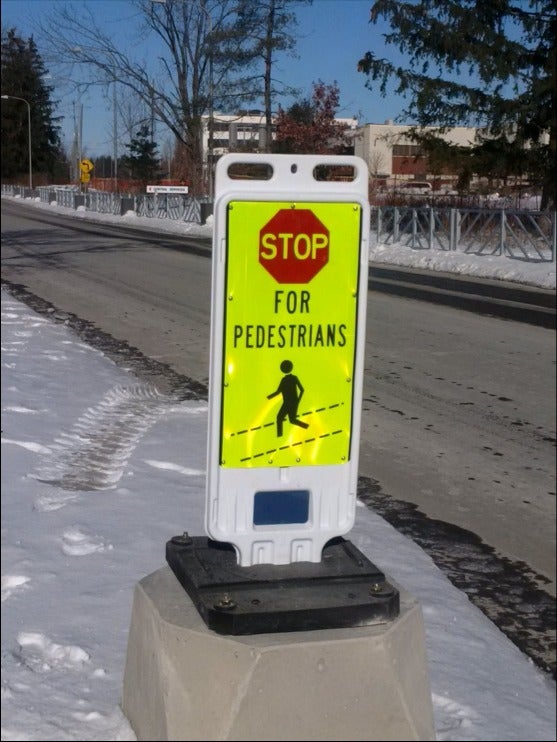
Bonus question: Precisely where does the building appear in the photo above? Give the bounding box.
[205,111,271,158]
[202,110,360,170]
[199,113,485,191]
[352,121,478,188]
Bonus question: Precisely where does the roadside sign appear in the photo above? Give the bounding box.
[205,154,370,567]
[146,185,189,194]
[80,158,94,174]
[80,159,93,185]
[222,200,361,470]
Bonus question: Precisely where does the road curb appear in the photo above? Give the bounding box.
[369,264,556,328]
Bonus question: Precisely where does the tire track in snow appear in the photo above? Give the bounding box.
[32,383,206,491]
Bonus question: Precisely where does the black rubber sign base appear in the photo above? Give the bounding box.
[166,535,400,635]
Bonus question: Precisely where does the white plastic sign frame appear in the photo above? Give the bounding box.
[205,153,370,566]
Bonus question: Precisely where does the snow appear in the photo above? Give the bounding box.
[370,240,555,289]
[1,195,556,741]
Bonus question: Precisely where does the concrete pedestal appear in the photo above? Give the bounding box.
[121,566,435,741]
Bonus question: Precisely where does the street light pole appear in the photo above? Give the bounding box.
[1,94,32,189]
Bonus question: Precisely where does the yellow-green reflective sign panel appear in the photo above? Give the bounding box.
[221,200,362,468]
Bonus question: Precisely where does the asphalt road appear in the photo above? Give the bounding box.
[2,198,555,677]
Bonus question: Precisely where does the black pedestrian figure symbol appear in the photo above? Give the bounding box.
[267,360,309,437]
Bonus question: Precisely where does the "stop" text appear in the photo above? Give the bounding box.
[260,232,329,260]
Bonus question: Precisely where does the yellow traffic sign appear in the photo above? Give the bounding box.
[220,200,362,469]
[80,158,94,173]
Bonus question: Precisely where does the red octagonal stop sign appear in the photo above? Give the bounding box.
[259,209,329,283]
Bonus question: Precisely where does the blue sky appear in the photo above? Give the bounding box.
[1,0,407,157]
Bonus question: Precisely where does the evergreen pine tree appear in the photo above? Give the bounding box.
[217,0,312,152]
[1,28,65,185]
[120,125,162,189]
[357,1,556,209]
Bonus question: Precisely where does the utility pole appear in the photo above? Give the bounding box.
[78,102,83,191]
[113,81,118,191]
[204,1,214,199]
[187,0,214,198]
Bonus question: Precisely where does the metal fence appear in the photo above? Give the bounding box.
[372,206,556,262]
[1,185,211,225]
[134,193,203,223]
[86,190,126,216]
[2,185,556,262]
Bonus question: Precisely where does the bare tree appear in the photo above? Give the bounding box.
[221,0,311,152]
[116,89,152,149]
[367,149,387,179]
[39,0,239,195]
[40,0,312,189]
